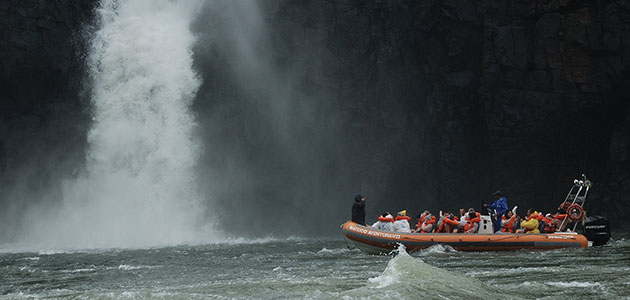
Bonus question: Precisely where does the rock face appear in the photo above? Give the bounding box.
[192,0,630,234]
[0,0,628,237]
[480,0,630,224]
[0,0,95,237]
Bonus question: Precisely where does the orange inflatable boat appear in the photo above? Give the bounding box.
[341,221,589,253]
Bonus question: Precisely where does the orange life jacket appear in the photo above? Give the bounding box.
[416,215,433,228]
[550,214,569,232]
[500,214,518,233]
[526,212,539,222]
[535,214,552,232]
[420,216,436,233]
[437,217,460,233]
[554,214,568,220]
[419,214,433,224]
[378,216,394,223]
[395,216,411,222]
[464,214,481,233]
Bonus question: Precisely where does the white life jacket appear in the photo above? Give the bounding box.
[392,216,411,233]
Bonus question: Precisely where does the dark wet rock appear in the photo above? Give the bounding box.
[0,0,95,221]
[1,0,630,235]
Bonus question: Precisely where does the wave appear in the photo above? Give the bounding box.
[517,280,605,289]
[545,281,603,288]
[18,256,40,261]
[221,235,309,245]
[61,267,97,273]
[340,245,518,299]
[116,264,155,271]
[415,244,458,256]
[316,247,359,256]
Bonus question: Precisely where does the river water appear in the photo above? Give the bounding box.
[1,234,629,299]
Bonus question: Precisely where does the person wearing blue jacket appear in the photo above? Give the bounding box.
[487,191,508,232]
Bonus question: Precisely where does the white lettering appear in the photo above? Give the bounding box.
[348,226,401,239]
[547,235,575,240]
[585,225,606,229]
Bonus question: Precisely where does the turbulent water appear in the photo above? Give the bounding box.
[1,235,629,299]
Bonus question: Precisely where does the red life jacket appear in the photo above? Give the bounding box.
[437,217,460,233]
[550,214,568,232]
[378,216,394,223]
[554,214,568,220]
[420,216,436,233]
[464,213,481,232]
[395,216,411,222]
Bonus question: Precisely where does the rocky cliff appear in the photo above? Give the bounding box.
[316,0,630,230]
[0,0,94,236]
[195,0,630,234]
[1,0,628,237]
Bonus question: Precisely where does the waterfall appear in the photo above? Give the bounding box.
[22,0,214,248]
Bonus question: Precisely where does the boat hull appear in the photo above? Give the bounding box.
[341,221,588,254]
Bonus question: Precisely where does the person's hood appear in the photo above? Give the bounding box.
[354,194,363,202]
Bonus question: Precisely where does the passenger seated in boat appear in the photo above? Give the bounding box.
[412,210,428,232]
[548,210,570,232]
[464,211,481,233]
[534,212,553,233]
[436,211,460,233]
[500,206,519,233]
[372,212,394,231]
[413,214,422,232]
[518,209,540,234]
[541,213,555,233]
[414,211,436,233]
[392,210,411,233]
[457,208,470,232]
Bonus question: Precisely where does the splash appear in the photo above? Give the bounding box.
[18,0,217,249]
[416,244,458,256]
[342,246,517,299]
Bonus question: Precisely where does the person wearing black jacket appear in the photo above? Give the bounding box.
[351,194,366,225]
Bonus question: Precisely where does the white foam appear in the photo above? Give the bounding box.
[19,266,37,273]
[317,248,352,255]
[18,256,40,261]
[223,236,279,244]
[62,267,97,273]
[518,280,604,289]
[222,235,309,245]
[347,245,512,299]
[466,266,561,277]
[417,244,458,256]
[545,281,603,288]
[37,249,71,255]
[366,245,408,288]
[117,264,148,271]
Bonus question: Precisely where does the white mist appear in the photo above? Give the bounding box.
[21,0,215,249]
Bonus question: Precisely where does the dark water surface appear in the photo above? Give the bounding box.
[1,235,629,299]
